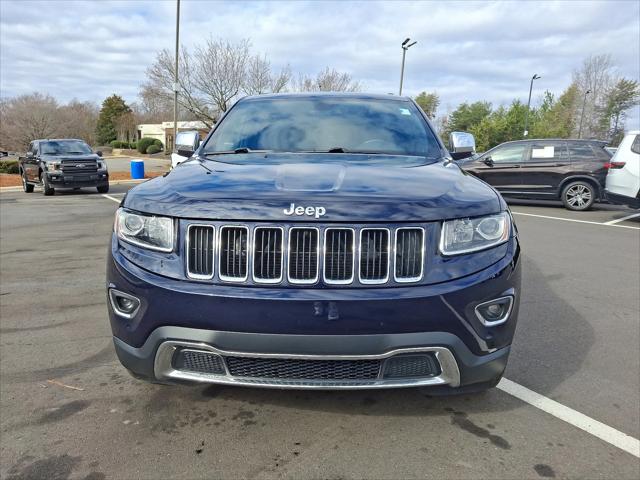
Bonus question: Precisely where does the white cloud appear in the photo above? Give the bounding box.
[1,0,638,127]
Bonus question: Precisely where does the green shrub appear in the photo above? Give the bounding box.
[128,141,137,150]
[110,140,120,148]
[137,137,156,154]
[153,139,163,148]
[146,144,161,155]
[0,160,20,174]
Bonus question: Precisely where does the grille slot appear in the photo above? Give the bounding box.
[382,354,440,378]
[324,228,355,284]
[174,349,225,375]
[359,229,390,283]
[253,227,284,283]
[225,356,381,380]
[219,226,248,281]
[186,225,215,279]
[61,160,98,174]
[288,228,319,284]
[395,228,424,282]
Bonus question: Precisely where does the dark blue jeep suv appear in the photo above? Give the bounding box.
[107,93,521,393]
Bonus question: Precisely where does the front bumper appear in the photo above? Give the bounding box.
[107,235,520,389]
[47,171,109,188]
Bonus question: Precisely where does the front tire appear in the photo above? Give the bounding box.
[21,171,34,193]
[562,181,595,211]
[97,184,109,194]
[41,174,54,196]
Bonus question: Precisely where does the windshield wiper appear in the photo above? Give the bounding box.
[203,148,272,156]
[306,147,386,155]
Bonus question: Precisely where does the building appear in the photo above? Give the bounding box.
[136,121,210,152]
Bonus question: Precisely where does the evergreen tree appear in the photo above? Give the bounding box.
[96,94,132,145]
[414,91,440,119]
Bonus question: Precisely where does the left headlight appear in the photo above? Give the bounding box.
[439,211,511,256]
[98,160,107,171]
[115,208,174,252]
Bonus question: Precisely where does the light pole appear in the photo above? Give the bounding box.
[523,73,541,137]
[398,38,417,96]
[578,89,591,139]
[172,0,180,152]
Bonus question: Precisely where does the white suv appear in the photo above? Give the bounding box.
[605,131,640,209]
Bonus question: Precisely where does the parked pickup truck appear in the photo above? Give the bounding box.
[107,93,522,394]
[19,138,109,195]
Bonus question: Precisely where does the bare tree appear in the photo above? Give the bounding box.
[0,93,59,151]
[572,54,616,138]
[57,99,99,145]
[244,55,292,95]
[292,67,362,92]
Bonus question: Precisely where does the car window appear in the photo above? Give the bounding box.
[529,141,569,162]
[203,97,442,159]
[568,143,597,161]
[631,135,640,155]
[488,144,527,163]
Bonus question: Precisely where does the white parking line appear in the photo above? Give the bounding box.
[511,211,640,230]
[102,194,122,204]
[604,212,640,225]
[96,192,639,456]
[498,378,640,458]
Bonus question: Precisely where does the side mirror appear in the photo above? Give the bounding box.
[96,151,103,157]
[449,132,476,156]
[177,147,195,158]
[483,156,494,167]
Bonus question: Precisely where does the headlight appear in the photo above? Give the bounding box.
[115,208,174,252]
[439,212,510,256]
[47,161,61,171]
[98,160,107,170]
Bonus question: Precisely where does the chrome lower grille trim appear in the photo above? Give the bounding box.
[154,341,460,390]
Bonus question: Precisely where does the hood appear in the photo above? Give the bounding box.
[123,154,502,222]
[42,154,100,162]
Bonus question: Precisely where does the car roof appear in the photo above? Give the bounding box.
[240,92,411,102]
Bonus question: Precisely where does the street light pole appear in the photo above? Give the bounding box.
[173,0,180,152]
[398,38,417,96]
[523,73,541,137]
[578,89,591,139]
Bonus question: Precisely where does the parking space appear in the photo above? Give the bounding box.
[0,188,639,479]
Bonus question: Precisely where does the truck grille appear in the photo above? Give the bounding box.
[288,228,319,283]
[219,226,248,281]
[186,225,215,279]
[253,227,284,283]
[359,229,390,283]
[61,160,98,174]
[185,224,425,285]
[395,228,425,281]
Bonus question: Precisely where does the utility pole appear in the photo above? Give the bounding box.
[523,74,541,137]
[578,89,591,139]
[398,38,417,96]
[173,0,180,152]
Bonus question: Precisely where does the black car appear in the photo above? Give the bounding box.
[19,139,109,195]
[460,139,611,210]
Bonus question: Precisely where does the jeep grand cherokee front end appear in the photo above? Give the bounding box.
[106,93,521,392]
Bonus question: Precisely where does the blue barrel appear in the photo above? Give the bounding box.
[130,159,145,179]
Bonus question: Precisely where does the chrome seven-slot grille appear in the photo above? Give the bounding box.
[186,225,424,285]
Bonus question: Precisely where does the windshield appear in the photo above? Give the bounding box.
[202,97,442,159]
[40,140,92,155]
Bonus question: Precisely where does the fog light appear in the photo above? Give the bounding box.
[108,289,141,319]
[475,296,513,326]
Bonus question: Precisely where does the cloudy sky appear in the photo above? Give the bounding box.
[1,0,639,127]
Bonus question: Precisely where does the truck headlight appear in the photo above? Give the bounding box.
[115,208,174,252]
[47,161,61,171]
[98,160,107,171]
[439,212,510,256]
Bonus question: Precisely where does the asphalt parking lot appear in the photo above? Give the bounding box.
[0,185,638,479]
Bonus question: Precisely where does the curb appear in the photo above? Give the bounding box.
[0,178,149,192]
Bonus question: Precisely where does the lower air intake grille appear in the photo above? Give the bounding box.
[219,226,248,281]
[187,225,214,278]
[225,357,381,380]
[288,228,319,283]
[324,229,355,283]
[174,349,225,375]
[382,354,440,378]
[253,227,283,282]
[360,229,389,283]
[395,228,424,281]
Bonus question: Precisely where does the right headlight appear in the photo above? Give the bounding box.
[115,208,174,252]
[439,211,511,256]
